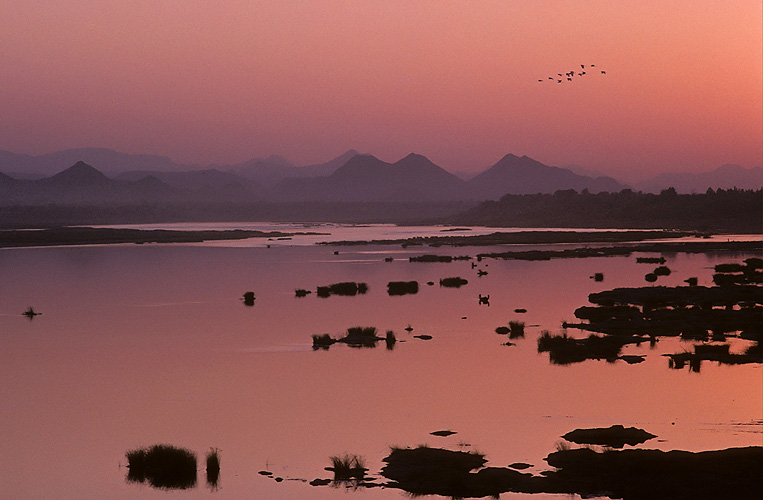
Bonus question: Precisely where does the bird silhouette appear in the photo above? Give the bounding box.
[540,64,605,83]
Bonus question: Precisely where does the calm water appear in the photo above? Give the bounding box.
[1,225,760,499]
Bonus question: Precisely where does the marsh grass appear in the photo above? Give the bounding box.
[537,331,625,365]
[385,330,397,350]
[126,444,197,490]
[328,454,367,480]
[653,266,671,276]
[317,282,368,297]
[387,281,419,295]
[205,448,220,487]
[312,333,335,349]
[439,277,468,288]
[508,321,525,338]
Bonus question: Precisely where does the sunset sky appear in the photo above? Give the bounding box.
[1,1,760,180]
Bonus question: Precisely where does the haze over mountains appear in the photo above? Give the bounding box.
[0,148,760,206]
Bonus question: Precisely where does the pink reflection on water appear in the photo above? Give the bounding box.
[0,239,759,499]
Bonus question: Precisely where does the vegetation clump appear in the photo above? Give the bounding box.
[206,448,220,488]
[653,265,671,276]
[637,256,666,264]
[666,342,761,372]
[385,330,397,350]
[295,288,311,297]
[495,326,510,335]
[439,276,468,288]
[126,444,197,490]
[562,425,657,448]
[387,281,419,295]
[312,333,336,349]
[537,331,639,365]
[316,281,368,297]
[508,321,525,338]
[326,454,367,481]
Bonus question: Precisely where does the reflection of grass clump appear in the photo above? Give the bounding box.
[126,444,197,490]
[537,332,626,365]
[328,454,367,480]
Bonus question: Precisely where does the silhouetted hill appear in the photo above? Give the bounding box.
[276,153,468,202]
[116,168,258,192]
[232,150,360,185]
[0,148,192,178]
[298,149,360,177]
[44,161,112,186]
[0,161,181,205]
[634,164,763,193]
[468,154,626,198]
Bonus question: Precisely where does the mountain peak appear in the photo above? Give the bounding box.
[49,161,110,183]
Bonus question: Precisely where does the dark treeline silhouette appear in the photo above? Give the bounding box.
[0,201,472,229]
[1,188,759,232]
[448,188,763,232]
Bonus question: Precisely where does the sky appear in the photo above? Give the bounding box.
[1,1,760,181]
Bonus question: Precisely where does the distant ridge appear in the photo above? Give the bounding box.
[467,154,626,198]
[276,153,467,202]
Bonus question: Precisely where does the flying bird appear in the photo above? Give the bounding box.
[539,64,605,83]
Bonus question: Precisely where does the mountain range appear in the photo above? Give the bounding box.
[0,148,760,206]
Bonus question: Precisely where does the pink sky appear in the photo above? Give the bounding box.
[1,1,760,180]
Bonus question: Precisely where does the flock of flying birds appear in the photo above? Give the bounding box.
[539,64,606,83]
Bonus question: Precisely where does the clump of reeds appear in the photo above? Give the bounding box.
[495,326,510,335]
[653,266,671,276]
[295,288,311,297]
[327,454,367,480]
[387,281,419,295]
[243,291,255,306]
[636,256,665,264]
[385,330,397,350]
[126,444,197,489]
[206,448,220,487]
[439,277,468,288]
[714,263,745,273]
[312,333,335,349]
[316,282,368,297]
[342,326,380,348]
[593,273,604,282]
[508,321,525,338]
[410,254,453,263]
